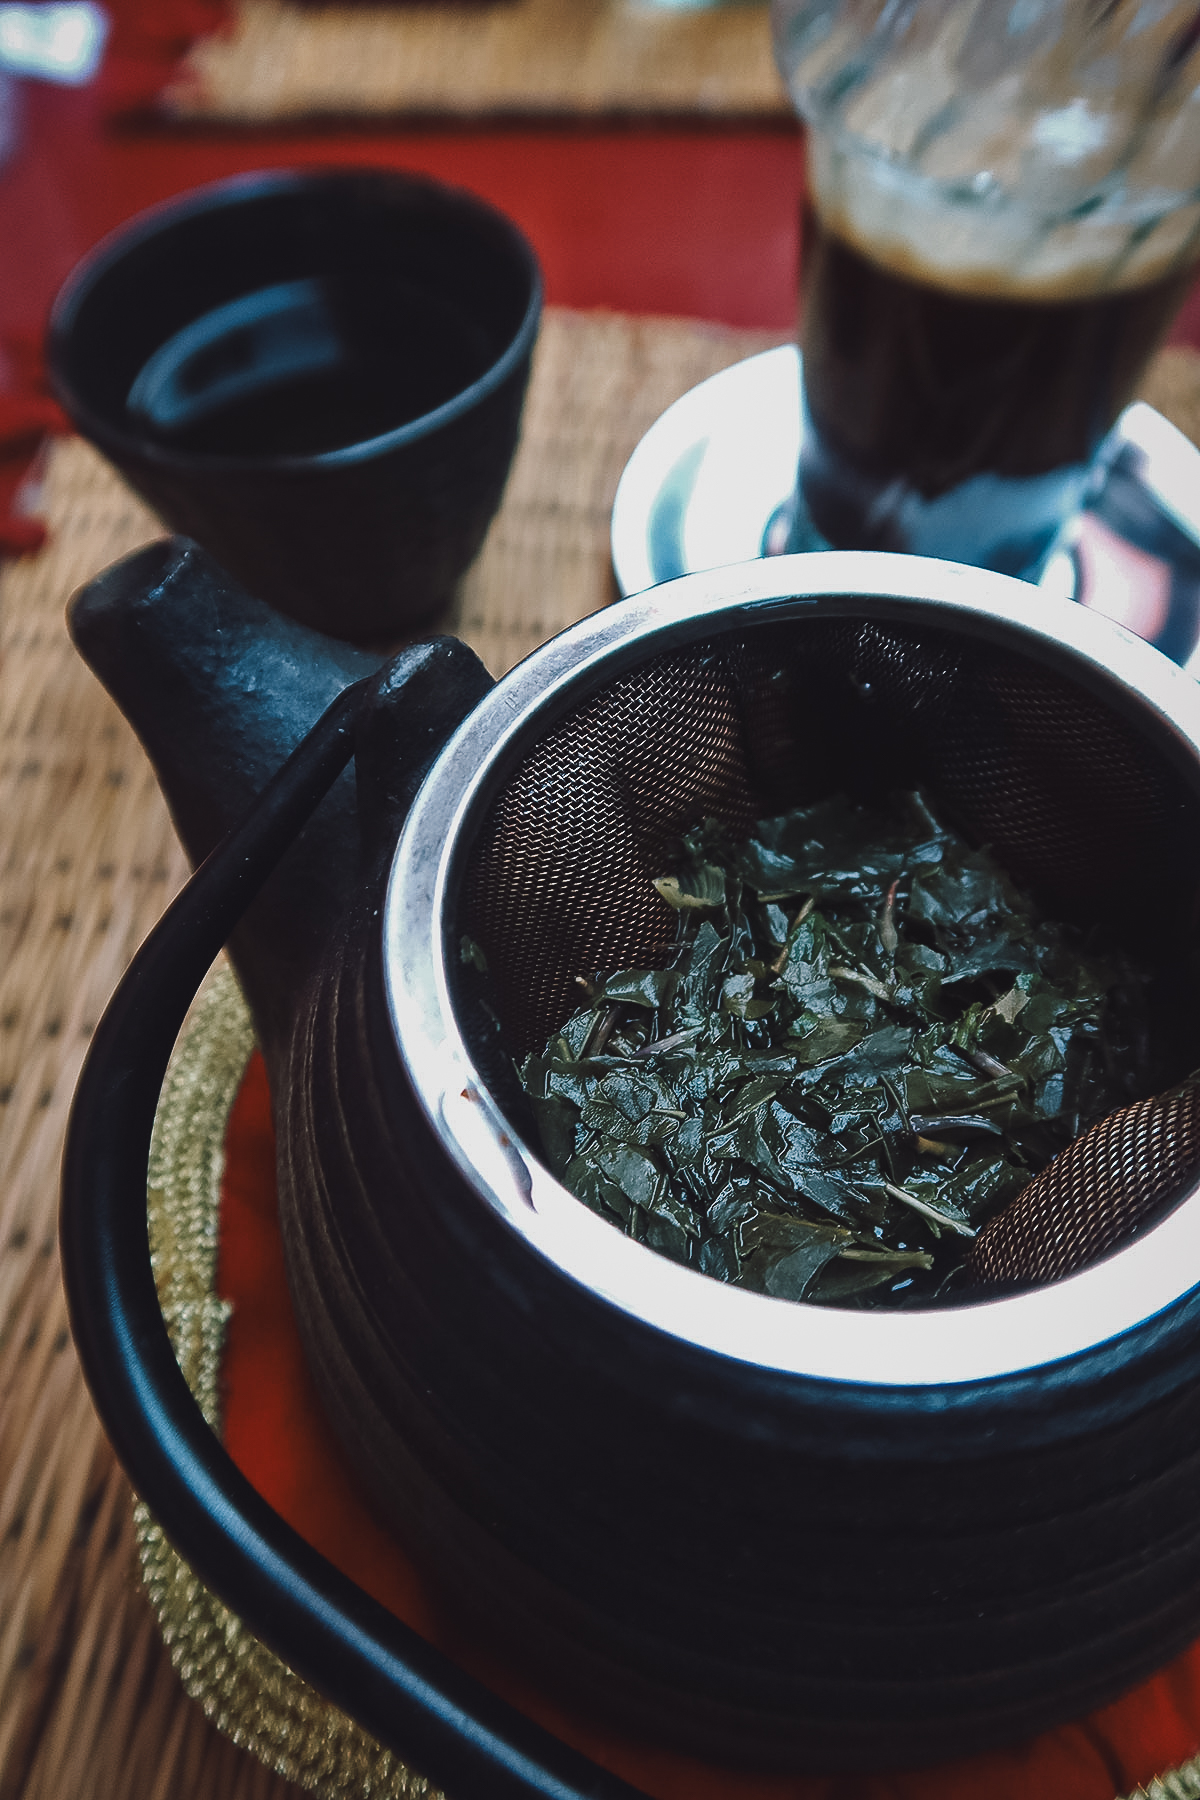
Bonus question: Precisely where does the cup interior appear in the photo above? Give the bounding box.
[50,169,540,465]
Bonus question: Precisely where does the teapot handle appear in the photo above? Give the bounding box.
[59,680,650,1800]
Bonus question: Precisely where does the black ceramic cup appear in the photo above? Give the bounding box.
[47,168,542,644]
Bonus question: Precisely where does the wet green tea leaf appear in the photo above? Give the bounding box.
[520,792,1151,1309]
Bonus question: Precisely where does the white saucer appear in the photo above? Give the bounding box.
[610,345,1200,674]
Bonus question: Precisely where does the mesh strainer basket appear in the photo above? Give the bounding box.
[449,569,1200,1290]
[63,546,1200,1786]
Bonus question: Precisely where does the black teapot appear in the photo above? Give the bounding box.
[62,537,1200,1797]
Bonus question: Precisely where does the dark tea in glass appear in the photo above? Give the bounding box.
[774,0,1200,577]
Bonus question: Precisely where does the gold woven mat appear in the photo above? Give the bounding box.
[138,966,440,1799]
[0,306,781,1800]
[166,0,788,123]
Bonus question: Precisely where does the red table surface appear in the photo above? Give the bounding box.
[2,79,1199,556]
[0,83,804,354]
[0,82,809,545]
[220,1049,1200,1800]
[6,81,1200,363]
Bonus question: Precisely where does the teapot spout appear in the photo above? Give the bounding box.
[69,537,383,1058]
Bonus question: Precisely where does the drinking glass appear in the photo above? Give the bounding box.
[772,0,1200,578]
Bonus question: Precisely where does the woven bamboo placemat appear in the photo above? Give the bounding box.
[1133,345,1200,447]
[2,312,1198,1800]
[165,0,789,123]
[0,306,783,1800]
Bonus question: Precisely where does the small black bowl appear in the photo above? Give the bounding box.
[47,168,542,645]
